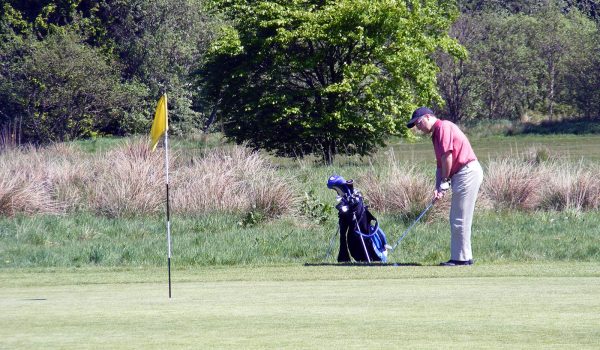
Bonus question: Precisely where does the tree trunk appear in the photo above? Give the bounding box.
[549,62,555,119]
[323,140,335,166]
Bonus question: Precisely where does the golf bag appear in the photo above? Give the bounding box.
[327,175,388,263]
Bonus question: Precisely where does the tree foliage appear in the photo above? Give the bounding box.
[0,0,213,145]
[99,0,213,135]
[199,0,464,163]
[1,0,599,149]
[23,31,148,142]
[437,2,600,122]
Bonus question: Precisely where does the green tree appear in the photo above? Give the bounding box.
[462,13,542,120]
[199,0,463,164]
[13,30,146,143]
[551,8,600,118]
[437,12,540,121]
[563,0,600,24]
[0,7,30,145]
[100,0,213,135]
[457,0,553,15]
[437,5,600,121]
[0,1,145,144]
[531,5,599,118]
[435,15,479,122]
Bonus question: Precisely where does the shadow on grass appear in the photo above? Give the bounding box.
[513,118,600,135]
[304,262,422,267]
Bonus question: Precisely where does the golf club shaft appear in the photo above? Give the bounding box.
[390,201,434,251]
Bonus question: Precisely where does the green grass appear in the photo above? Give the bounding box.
[3,127,599,348]
[1,265,599,349]
[1,210,599,268]
[385,134,600,165]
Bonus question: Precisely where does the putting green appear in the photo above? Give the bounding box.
[1,264,599,349]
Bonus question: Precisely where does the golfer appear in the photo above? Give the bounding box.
[406,107,483,266]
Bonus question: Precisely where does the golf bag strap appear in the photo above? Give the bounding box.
[354,208,379,238]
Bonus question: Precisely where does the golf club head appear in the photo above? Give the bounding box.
[327,175,352,197]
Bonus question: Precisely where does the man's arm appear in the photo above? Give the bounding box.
[434,151,453,200]
[440,151,452,180]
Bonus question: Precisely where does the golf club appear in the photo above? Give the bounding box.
[389,201,434,251]
[390,179,449,251]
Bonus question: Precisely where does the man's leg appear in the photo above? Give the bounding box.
[449,161,483,261]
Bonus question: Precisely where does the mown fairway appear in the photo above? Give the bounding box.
[1,265,599,349]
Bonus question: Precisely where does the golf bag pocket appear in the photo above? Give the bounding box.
[362,221,388,262]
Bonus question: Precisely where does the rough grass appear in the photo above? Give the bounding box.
[1,210,599,269]
[1,135,600,269]
[172,145,298,217]
[0,139,298,218]
[2,136,600,218]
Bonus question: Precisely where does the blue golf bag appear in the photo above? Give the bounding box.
[327,175,388,263]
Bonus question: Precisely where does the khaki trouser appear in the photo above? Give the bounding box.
[449,160,483,261]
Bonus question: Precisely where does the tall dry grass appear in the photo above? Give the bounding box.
[0,145,75,216]
[0,139,297,217]
[1,141,599,218]
[481,158,544,210]
[357,152,450,219]
[358,150,600,216]
[538,163,600,211]
[172,146,298,217]
[43,144,92,212]
[86,140,166,217]
[482,158,600,211]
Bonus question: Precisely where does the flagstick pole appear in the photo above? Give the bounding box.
[164,95,172,299]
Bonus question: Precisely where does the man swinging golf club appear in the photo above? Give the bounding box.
[407,107,484,266]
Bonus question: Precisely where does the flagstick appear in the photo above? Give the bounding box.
[164,97,172,299]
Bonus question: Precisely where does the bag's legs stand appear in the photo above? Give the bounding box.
[324,225,340,261]
[355,215,371,263]
[358,233,371,263]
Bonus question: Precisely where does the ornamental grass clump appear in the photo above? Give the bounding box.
[0,146,65,215]
[87,140,167,217]
[358,152,446,219]
[481,158,544,211]
[538,163,600,211]
[42,143,91,212]
[172,146,298,217]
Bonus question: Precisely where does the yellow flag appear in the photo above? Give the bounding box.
[150,94,168,151]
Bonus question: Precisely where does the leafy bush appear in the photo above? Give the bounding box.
[4,30,147,143]
[299,190,333,225]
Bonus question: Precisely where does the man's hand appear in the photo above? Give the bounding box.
[433,189,445,202]
[433,178,450,202]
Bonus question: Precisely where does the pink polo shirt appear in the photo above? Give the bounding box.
[431,119,477,178]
